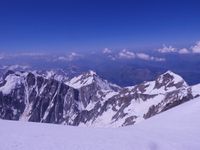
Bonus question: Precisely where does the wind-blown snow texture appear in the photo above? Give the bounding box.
[0,97,200,150]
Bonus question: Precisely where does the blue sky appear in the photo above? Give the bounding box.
[0,0,200,52]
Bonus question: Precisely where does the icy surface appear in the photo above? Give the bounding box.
[0,97,200,150]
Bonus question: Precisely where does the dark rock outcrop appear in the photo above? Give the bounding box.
[0,70,199,127]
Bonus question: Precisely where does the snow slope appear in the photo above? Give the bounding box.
[0,97,200,150]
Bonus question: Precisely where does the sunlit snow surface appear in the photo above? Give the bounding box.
[0,97,200,150]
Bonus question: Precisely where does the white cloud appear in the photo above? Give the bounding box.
[57,52,82,61]
[2,65,30,70]
[68,52,80,61]
[57,56,67,61]
[118,49,135,59]
[102,48,112,54]
[117,50,165,61]
[191,41,200,53]
[136,53,165,61]
[136,53,152,61]
[154,57,166,62]
[178,48,190,54]
[158,44,177,53]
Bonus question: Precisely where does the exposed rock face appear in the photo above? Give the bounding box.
[66,71,121,110]
[0,70,199,127]
[0,71,79,125]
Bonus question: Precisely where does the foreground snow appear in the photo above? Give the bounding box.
[0,98,200,150]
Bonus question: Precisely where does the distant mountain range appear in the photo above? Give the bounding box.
[0,69,199,127]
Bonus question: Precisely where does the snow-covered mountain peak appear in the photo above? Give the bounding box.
[82,70,98,80]
[66,70,114,88]
[158,70,185,83]
[88,70,97,76]
[0,72,23,95]
[65,70,121,111]
[155,70,188,89]
[0,70,48,96]
[0,69,199,128]
[41,69,69,82]
[125,71,188,95]
[66,70,97,89]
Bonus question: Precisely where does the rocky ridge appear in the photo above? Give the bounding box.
[0,69,199,127]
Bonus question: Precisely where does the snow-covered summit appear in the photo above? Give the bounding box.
[0,69,199,128]
[0,69,68,96]
[126,70,188,95]
[66,70,120,90]
[66,70,97,89]
[42,69,69,82]
[65,70,121,111]
[0,70,28,95]
[151,70,188,93]
[0,73,22,95]
[155,70,188,87]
